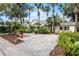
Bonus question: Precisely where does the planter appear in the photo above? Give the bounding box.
[19,32,24,38]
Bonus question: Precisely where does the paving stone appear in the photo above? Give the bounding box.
[0,34,58,56]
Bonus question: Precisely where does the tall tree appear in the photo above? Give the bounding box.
[26,4,34,29]
[34,3,43,22]
[26,4,34,22]
[5,3,28,24]
[34,3,43,32]
[3,3,28,42]
[41,3,50,19]
[58,3,69,31]
[49,3,56,33]
[73,4,79,31]
[15,3,28,24]
[46,13,61,32]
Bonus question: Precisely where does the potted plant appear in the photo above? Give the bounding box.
[18,29,24,38]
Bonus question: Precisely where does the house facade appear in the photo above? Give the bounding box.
[60,22,76,32]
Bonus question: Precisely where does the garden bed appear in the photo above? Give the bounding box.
[0,33,24,45]
[49,45,65,56]
[49,32,79,56]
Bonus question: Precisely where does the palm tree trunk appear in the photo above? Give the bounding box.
[10,19,12,33]
[62,10,65,31]
[37,8,40,33]
[75,14,77,31]
[14,18,17,43]
[29,9,30,22]
[52,17,55,33]
[28,9,31,28]
[46,12,48,19]
[38,8,40,22]
[52,7,55,33]
[50,22,53,33]
[20,17,22,24]
[23,18,24,23]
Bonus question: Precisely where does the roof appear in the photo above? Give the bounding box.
[60,22,75,26]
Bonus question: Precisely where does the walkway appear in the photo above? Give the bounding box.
[0,34,58,56]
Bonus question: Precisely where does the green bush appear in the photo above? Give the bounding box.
[24,25,50,34]
[57,31,79,56]
[38,26,50,34]
[25,26,36,33]
[16,25,27,33]
[34,28,39,34]
[0,26,7,33]
[0,21,28,33]
[26,29,34,33]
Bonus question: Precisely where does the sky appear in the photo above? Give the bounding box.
[1,3,62,22]
[26,3,62,22]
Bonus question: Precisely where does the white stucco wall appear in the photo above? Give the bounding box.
[69,26,75,32]
[55,26,60,33]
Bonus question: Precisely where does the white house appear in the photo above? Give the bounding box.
[60,22,76,32]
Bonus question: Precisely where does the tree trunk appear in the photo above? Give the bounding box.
[50,22,53,33]
[23,18,24,24]
[28,9,31,29]
[38,8,40,22]
[29,9,30,22]
[75,14,77,32]
[52,23,55,33]
[14,18,17,43]
[46,12,48,19]
[20,17,22,24]
[12,17,18,42]
[10,19,12,33]
[37,8,40,33]
[62,10,65,31]
[52,7,55,33]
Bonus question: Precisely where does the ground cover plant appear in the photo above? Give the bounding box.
[57,31,79,56]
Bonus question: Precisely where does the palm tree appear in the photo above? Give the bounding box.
[34,3,43,22]
[26,4,34,22]
[26,4,34,28]
[5,3,28,24]
[58,4,69,31]
[64,3,79,31]
[41,3,50,19]
[74,4,79,31]
[17,3,28,24]
[46,13,61,33]
[46,17,52,32]
[49,3,55,33]
[34,3,43,32]
[3,3,28,42]
[54,13,61,26]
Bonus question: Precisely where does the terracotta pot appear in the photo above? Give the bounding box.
[19,32,24,38]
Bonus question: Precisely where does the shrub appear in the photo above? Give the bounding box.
[38,26,50,34]
[25,26,36,33]
[34,28,39,34]
[16,25,27,33]
[57,31,79,56]
[26,29,34,33]
[0,26,7,33]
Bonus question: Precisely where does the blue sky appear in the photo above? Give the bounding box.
[1,3,62,22]
[26,3,62,21]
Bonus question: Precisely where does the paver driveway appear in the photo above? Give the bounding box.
[0,34,58,56]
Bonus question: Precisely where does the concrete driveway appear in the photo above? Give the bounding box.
[0,34,58,56]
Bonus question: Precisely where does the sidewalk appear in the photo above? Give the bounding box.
[0,34,58,56]
[0,37,14,56]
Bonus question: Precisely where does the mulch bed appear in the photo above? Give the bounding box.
[0,34,24,45]
[49,45,65,56]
